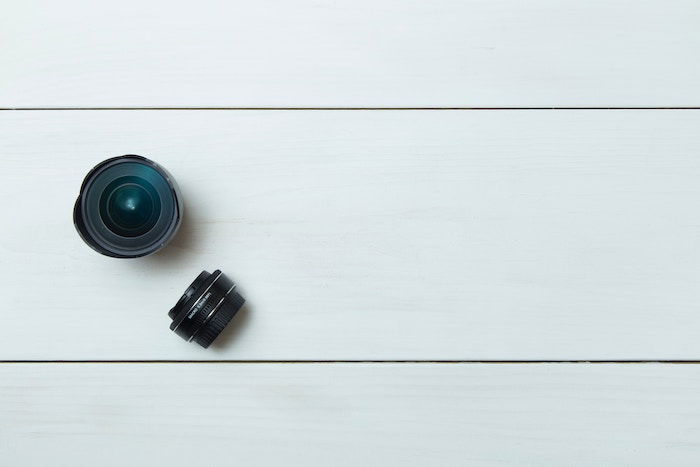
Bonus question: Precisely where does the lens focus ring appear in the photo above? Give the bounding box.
[192,292,246,348]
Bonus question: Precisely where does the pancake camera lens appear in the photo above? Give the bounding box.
[169,270,246,348]
[74,155,183,258]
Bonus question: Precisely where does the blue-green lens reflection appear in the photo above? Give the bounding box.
[99,175,161,237]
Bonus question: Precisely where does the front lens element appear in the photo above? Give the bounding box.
[99,176,161,237]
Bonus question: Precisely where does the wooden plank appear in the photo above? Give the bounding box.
[1,110,700,360]
[1,363,699,465]
[1,1,699,107]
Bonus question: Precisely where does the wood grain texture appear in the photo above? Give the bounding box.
[2,0,699,107]
[1,363,699,466]
[1,110,700,360]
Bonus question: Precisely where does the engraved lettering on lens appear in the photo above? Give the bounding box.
[188,292,212,319]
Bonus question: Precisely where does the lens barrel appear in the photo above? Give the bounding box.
[74,155,183,258]
[169,270,245,348]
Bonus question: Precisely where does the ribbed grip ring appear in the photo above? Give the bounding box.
[193,291,245,348]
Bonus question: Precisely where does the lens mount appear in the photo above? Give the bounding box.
[169,270,245,348]
[74,155,183,258]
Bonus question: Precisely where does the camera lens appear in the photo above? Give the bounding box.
[74,155,183,258]
[169,270,245,348]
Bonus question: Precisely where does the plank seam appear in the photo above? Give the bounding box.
[2,107,700,111]
[1,360,699,364]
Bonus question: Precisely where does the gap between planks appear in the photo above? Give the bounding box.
[1,360,700,364]
[2,107,700,111]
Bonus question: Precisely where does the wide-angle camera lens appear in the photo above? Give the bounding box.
[169,270,245,348]
[74,155,183,258]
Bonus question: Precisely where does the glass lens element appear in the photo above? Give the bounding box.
[99,176,161,237]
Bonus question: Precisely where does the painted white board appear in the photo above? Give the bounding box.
[1,363,699,466]
[1,110,699,360]
[2,0,699,107]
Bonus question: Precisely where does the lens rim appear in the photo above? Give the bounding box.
[74,155,183,258]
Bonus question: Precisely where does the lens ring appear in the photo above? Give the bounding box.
[169,271,211,319]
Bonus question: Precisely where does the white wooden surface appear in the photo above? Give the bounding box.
[1,363,699,466]
[2,110,700,360]
[3,0,700,464]
[2,0,700,107]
